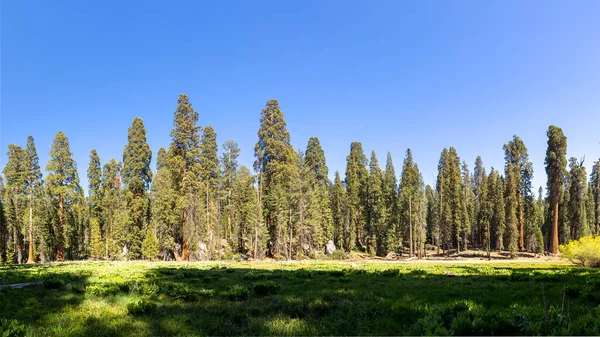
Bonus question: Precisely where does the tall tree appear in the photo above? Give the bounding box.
[503,136,533,251]
[199,126,220,258]
[45,132,82,261]
[504,163,519,254]
[382,152,398,254]
[168,94,202,261]
[221,140,240,248]
[122,117,153,258]
[3,144,26,263]
[344,142,368,251]
[545,125,567,255]
[102,159,125,259]
[232,167,260,256]
[399,149,422,257]
[330,171,348,250]
[591,160,600,236]
[24,136,43,264]
[489,168,506,250]
[365,151,384,255]
[254,99,296,258]
[435,148,463,254]
[566,157,588,239]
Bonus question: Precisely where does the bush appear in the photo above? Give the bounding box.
[560,236,600,267]
[224,285,250,301]
[127,299,157,315]
[329,249,347,260]
[253,281,280,296]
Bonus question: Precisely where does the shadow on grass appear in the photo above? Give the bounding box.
[2,264,600,336]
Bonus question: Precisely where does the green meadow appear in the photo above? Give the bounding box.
[1,260,600,336]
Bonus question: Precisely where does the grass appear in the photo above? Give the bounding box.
[0,260,599,336]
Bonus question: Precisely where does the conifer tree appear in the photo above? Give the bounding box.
[254,99,296,258]
[344,142,368,251]
[591,161,600,236]
[87,149,103,257]
[365,151,384,255]
[221,140,240,247]
[0,177,6,263]
[233,166,260,256]
[101,159,125,259]
[399,149,422,256]
[383,152,398,254]
[473,156,486,247]
[24,136,43,264]
[122,117,153,258]
[3,144,26,263]
[504,164,519,254]
[156,147,167,172]
[545,125,567,255]
[503,136,533,251]
[200,126,220,258]
[488,168,506,250]
[151,162,179,260]
[168,94,202,260]
[45,132,83,261]
[304,137,333,250]
[330,171,348,250]
[89,218,103,259]
[436,148,463,254]
[142,225,160,260]
[567,157,588,239]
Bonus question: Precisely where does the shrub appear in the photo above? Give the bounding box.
[560,236,600,267]
[127,299,157,315]
[329,249,347,260]
[224,285,250,301]
[253,281,280,296]
[0,319,27,337]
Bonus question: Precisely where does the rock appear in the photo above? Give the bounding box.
[120,244,128,257]
[386,252,398,259]
[326,240,336,255]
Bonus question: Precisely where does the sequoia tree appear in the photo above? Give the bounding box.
[545,125,567,255]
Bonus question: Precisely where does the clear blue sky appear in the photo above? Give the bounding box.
[2,1,600,195]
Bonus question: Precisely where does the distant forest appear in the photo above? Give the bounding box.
[1,94,598,263]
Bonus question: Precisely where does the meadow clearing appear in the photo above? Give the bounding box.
[1,259,599,336]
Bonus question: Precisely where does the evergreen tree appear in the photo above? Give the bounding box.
[3,144,26,263]
[503,136,533,251]
[473,156,486,247]
[200,126,220,258]
[221,140,240,249]
[87,149,103,257]
[254,99,296,258]
[330,171,348,250]
[142,225,160,260]
[488,168,506,250]
[122,117,153,258]
[156,147,167,172]
[545,125,567,255]
[591,161,600,236]
[382,152,398,254]
[102,159,125,259]
[566,157,588,239]
[168,94,202,261]
[344,142,368,251]
[399,149,422,256]
[24,136,43,264]
[504,164,519,254]
[304,137,333,251]
[151,163,179,260]
[45,132,83,261]
[233,166,260,257]
[365,151,384,255]
[0,177,6,263]
[435,148,463,254]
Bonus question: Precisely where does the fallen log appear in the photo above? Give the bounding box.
[0,282,45,291]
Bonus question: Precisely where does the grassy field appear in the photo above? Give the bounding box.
[1,260,600,336]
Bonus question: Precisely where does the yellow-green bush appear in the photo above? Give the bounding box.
[560,236,600,267]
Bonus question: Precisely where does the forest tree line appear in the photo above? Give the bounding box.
[0,94,599,263]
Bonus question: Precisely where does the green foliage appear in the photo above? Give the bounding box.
[142,226,160,260]
[127,299,157,315]
[252,281,280,296]
[559,235,600,267]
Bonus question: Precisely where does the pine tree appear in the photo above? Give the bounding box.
[156,148,167,172]
[304,137,333,251]
[102,159,125,259]
[503,136,533,251]
[233,167,260,256]
[330,171,348,251]
[45,132,83,261]
[545,125,567,255]
[168,94,202,261]
[504,164,519,254]
[488,168,506,250]
[461,161,474,250]
[254,99,296,258]
[382,152,398,254]
[142,225,160,260]
[566,157,588,239]
[399,149,422,256]
[122,117,153,258]
[473,156,486,247]
[24,136,43,264]
[151,163,179,260]
[0,177,6,263]
[344,142,368,252]
[591,161,600,236]
[221,140,240,249]
[200,126,220,258]
[435,148,463,254]
[89,218,103,259]
[3,144,26,263]
[365,151,384,255]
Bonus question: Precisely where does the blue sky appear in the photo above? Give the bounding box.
[2,1,600,195]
